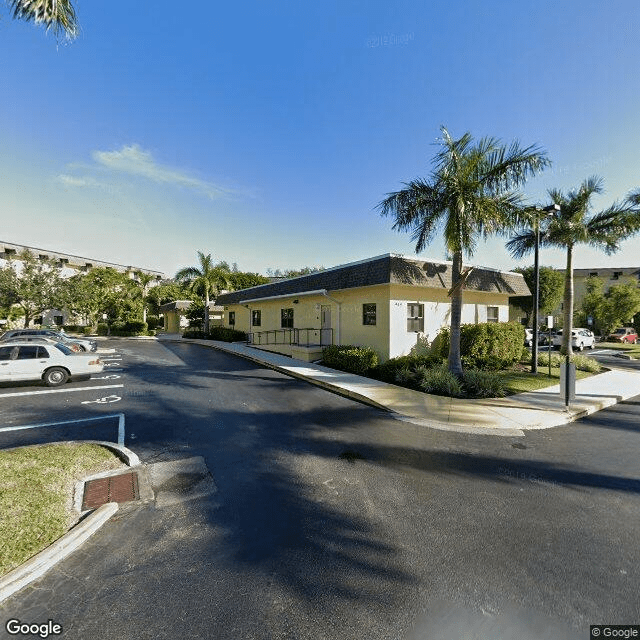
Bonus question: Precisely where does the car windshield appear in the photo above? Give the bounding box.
[53,343,74,355]
[614,329,626,334]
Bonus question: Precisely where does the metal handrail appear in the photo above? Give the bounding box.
[247,327,333,347]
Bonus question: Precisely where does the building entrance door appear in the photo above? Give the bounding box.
[320,306,332,345]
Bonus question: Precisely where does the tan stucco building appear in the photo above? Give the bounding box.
[216,254,530,362]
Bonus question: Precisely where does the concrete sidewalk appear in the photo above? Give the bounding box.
[158,334,640,437]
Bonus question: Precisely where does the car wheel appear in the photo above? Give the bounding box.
[79,345,87,352]
[43,367,69,387]
[578,342,584,351]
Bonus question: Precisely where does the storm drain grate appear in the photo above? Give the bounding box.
[82,472,139,510]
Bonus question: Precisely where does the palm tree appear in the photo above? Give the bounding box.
[506,177,640,355]
[135,272,155,325]
[7,0,78,39]
[175,252,231,334]
[378,126,550,376]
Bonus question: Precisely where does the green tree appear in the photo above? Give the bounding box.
[175,252,231,334]
[511,266,564,326]
[6,0,78,40]
[600,283,640,336]
[145,281,195,316]
[0,250,64,327]
[378,126,549,376]
[266,266,325,278]
[62,267,135,330]
[579,276,606,334]
[507,177,640,355]
[228,271,271,290]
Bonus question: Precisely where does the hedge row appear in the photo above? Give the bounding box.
[182,327,247,342]
[437,322,525,370]
[321,345,379,375]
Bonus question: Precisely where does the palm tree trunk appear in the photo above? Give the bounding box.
[562,244,574,356]
[448,251,464,377]
[204,291,210,334]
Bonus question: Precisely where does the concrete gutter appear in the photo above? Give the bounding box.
[0,442,139,605]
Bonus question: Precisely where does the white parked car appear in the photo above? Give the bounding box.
[552,328,595,351]
[0,341,103,386]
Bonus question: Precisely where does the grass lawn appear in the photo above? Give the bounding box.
[598,341,640,358]
[0,443,125,576]
[500,366,594,395]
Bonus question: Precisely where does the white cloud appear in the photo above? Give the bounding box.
[58,174,105,188]
[58,144,234,200]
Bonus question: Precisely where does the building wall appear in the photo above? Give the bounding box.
[226,285,511,362]
[388,285,509,359]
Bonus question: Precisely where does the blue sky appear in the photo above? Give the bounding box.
[1,0,639,278]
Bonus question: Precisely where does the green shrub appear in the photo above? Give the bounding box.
[437,322,525,370]
[322,345,379,375]
[535,351,601,373]
[83,326,93,335]
[146,315,161,330]
[63,324,85,333]
[97,323,109,336]
[107,320,148,336]
[370,354,441,384]
[416,363,463,397]
[207,326,247,342]
[462,369,506,398]
[571,354,601,373]
[182,329,206,339]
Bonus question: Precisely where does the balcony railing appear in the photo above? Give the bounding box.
[247,327,333,347]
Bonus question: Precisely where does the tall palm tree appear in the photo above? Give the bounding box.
[175,252,231,334]
[135,272,155,325]
[506,177,640,355]
[378,126,550,376]
[7,0,78,39]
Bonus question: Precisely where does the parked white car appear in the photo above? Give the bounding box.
[0,341,103,386]
[552,328,595,351]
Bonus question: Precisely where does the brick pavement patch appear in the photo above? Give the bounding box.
[82,472,139,510]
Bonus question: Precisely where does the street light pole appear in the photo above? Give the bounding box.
[531,204,561,374]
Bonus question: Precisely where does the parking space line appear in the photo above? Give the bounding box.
[0,413,125,446]
[0,384,124,399]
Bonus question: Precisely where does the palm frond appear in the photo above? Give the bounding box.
[9,0,78,39]
[505,229,537,259]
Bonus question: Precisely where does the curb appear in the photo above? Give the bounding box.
[0,441,139,604]
[160,336,394,412]
[0,502,118,604]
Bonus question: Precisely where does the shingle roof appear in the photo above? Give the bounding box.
[216,254,530,304]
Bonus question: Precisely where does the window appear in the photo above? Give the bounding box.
[54,316,63,326]
[251,310,261,327]
[612,271,623,280]
[589,272,598,277]
[37,346,49,358]
[487,306,499,322]
[362,303,376,326]
[228,311,235,326]
[281,308,294,328]
[0,346,14,361]
[407,303,424,332]
[17,346,39,359]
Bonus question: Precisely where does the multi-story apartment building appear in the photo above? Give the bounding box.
[0,240,164,327]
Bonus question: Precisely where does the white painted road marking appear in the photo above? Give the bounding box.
[81,395,121,405]
[0,384,124,399]
[0,413,126,446]
[94,375,121,380]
